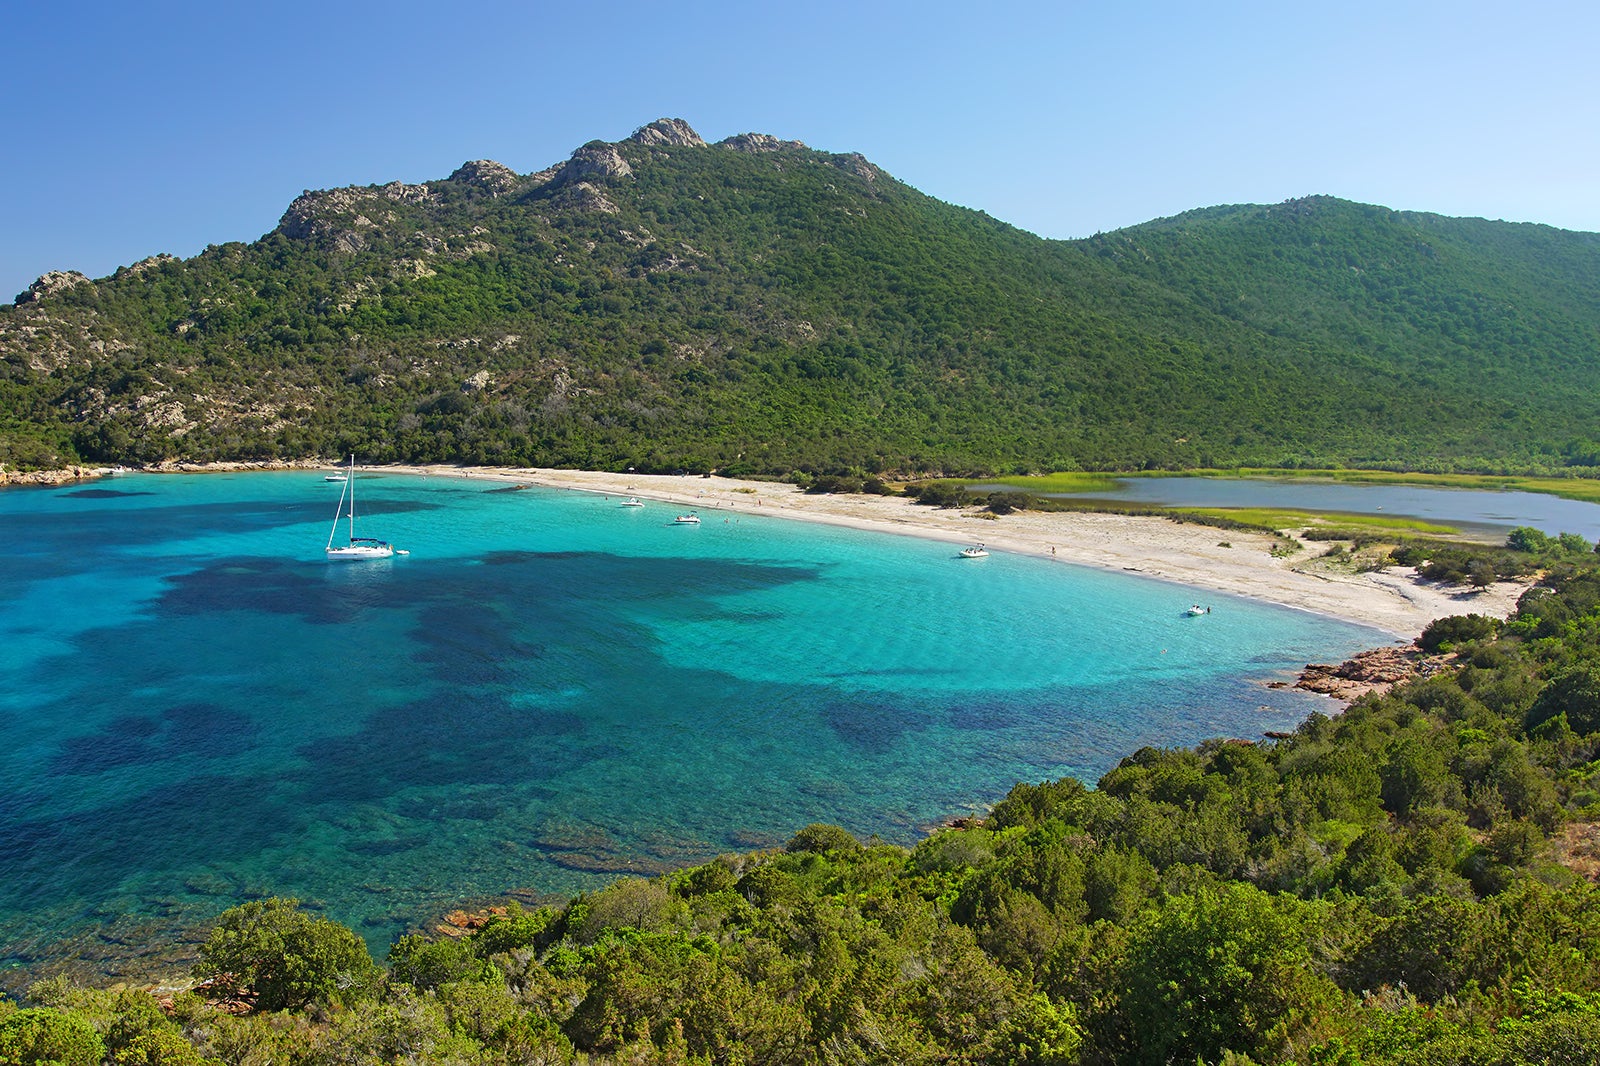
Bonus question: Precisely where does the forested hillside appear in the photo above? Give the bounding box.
[3,118,1599,476]
[8,561,1600,1063]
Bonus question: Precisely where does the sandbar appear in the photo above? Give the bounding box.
[390,465,1530,638]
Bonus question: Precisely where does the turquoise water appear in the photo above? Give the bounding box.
[0,471,1381,978]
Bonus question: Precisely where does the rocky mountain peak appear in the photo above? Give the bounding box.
[719,132,807,154]
[448,160,521,196]
[555,141,634,186]
[275,179,439,248]
[629,118,705,148]
[125,254,178,274]
[277,189,360,242]
[16,270,90,304]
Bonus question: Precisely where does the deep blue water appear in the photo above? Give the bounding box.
[0,471,1382,978]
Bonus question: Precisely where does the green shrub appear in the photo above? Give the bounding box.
[984,491,1031,515]
[1419,613,1501,651]
[0,1008,105,1066]
[106,1026,210,1066]
[388,933,496,990]
[1100,884,1337,1064]
[906,481,971,508]
[785,823,863,855]
[469,902,557,957]
[805,474,864,494]
[193,897,379,1010]
[1509,527,1556,553]
[1527,667,1600,736]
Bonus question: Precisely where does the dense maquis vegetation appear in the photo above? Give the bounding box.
[8,561,1600,1064]
[3,119,1600,477]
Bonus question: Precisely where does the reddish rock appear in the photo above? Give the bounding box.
[435,905,508,937]
[1296,645,1448,702]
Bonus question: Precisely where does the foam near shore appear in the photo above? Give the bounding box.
[391,465,1530,638]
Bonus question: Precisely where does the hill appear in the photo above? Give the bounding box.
[4,118,1599,476]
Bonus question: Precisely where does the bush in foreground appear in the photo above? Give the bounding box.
[192,897,378,1011]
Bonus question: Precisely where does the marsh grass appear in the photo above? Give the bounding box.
[984,472,1123,493]
[1131,467,1600,504]
[1178,507,1459,536]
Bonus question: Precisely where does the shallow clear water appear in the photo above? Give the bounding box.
[0,471,1381,975]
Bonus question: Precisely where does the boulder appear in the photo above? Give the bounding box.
[1296,645,1447,701]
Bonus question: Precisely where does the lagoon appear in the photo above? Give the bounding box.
[1029,477,1600,541]
[0,471,1380,983]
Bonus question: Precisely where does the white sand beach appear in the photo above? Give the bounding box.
[393,465,1531,638]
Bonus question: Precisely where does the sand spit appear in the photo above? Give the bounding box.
[392,465,1530,638]
[9,459,1527,636]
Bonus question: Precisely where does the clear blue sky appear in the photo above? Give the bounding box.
[4,0,1596,303]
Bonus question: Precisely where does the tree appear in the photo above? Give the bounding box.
[192,897,378,1011]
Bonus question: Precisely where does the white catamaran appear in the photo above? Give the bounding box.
[325,455,394,561]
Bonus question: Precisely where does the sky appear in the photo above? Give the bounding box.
[4,0,1597,303]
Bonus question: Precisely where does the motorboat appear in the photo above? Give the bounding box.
[674,511,701,524]
[1187,604,1209,616]
[959,544,989,558]
[621,497,645,507]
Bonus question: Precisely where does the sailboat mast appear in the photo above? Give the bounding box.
[326,461,346,550]
[347,454,356,542]
[322,452,393,560]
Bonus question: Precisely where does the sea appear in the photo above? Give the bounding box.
[0,470,1383,985]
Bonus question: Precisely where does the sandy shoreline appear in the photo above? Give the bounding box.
[388,464,1529,638]
[0,459,1533,993]
[7,458,1528,637]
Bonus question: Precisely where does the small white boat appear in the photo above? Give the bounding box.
[325,455,394,561]
[1186,604,1209,616]
[324,473,347,482]
[959,544,989,558]
[621,497,644,507]
[674,511,701,524]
